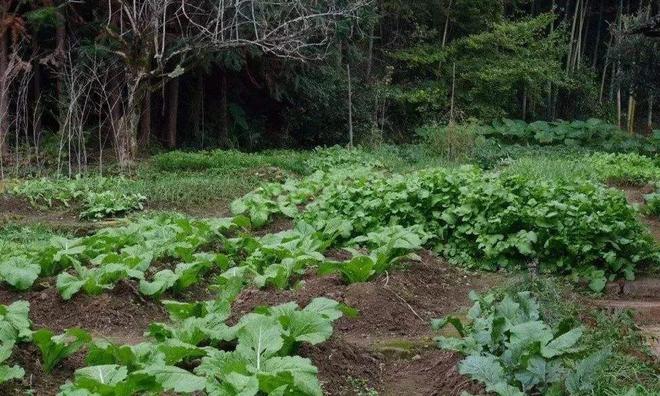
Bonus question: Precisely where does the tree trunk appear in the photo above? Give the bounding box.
[617,88,622,129]
[219,71,229,147]
[567,0,580,73]
[577,0,590,68]
[647,94,654,134]
[450,62,456,123]
[167,77,179,149]
[522,87,528,121]
[0,34,9,159]
[190,73,204,139]
[347,64,353,148]
[115,76,146,170]
[139,87,151,146]
[366,23,375,81]
[627,94,636,134]
[591,0,604,69]
[31,38,42,139]
[442,0,453,48]
[55,11,66,103]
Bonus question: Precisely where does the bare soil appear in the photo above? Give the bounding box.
[0,195,109,236]
[0,280,167,395]
[231,251,501,395]
[616,184,660,243]
[0,251,501,396]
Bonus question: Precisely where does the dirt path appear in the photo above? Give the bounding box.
[616,184,660,243]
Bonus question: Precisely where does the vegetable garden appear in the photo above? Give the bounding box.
[0,147,659,395]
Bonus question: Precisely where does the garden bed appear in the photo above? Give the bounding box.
[0,252,501,395]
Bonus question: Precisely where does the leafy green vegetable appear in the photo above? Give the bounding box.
[0,256,41,290]
[0,301,32,385]
[33,328,92,373]
[302,165,657,290]
[433,291,610,395]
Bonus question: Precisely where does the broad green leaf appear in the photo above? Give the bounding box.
[33,328,92,373]
[541,327,583,358]
[458,354,505,389]
[0,257,40,290]
[137,365,205,393]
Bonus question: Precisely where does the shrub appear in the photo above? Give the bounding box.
[416,121,482,160]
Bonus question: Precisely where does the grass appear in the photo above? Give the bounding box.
[0,223,61,244]
[150,149,312,174]
[499,152,659,185]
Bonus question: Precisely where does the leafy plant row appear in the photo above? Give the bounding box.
[1,208,423,299]
[296,166,657,290]
[586,152,659,185]
[479,118,658,155]
[11,176,145,220]
[0,294,346,395]
[0,214,238,295]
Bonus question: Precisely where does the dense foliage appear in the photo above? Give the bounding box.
[478,119,658,155]
[300,165,656,290]
[0,295,346,395]
[11,177,145,220]
[433,291,610,395]
[2,0,658,173]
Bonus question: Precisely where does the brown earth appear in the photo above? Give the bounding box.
[230,251,501,395]
[0,195,113,236]
[616,184,660,243]
[0,280,168,395]
[0,251,501,396]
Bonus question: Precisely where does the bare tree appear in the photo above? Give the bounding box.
[181,0,370,60]
[97,0,368,168]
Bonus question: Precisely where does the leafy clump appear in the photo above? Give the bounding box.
[33,328,92,373]
[79,191,146,220]
[59,297,345,395]
[302,166,657,291]
[433,291,611,395]
[1,214,238,295]
[320,225,426,283]
[11,176,146,220]
[587,152,659,186]
[0,301,32,385]
[643,183,660,217]
[479,118,657,155]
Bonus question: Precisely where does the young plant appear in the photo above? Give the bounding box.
[320,225,425,284]
[33,328,92,373]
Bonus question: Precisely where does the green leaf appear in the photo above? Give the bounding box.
[431,316,465,337]
[257,355,322,396]
[458,355,506,389]
[56,272,87,300]
[303,298,344,321]
[0,301,32,343]
[339,256,376,284]
[0,364,24,384]
[139,270,179,297]
[137,365,205,393]
[33,328,92,373]
[0,256,41,290]
[541,327,583,358]
[565,348,611,393]
[235,315,284,367]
